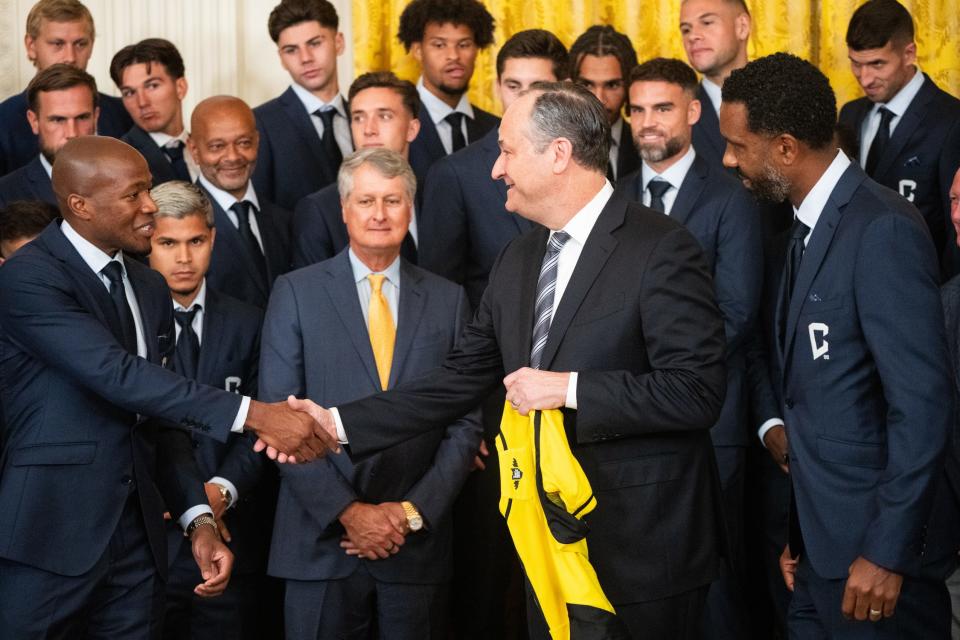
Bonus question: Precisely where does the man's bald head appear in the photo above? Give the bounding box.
[190,95,255,137]
[188,95,259,200]
[53,136,146,204]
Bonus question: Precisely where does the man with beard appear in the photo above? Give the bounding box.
[0,64,96,208]
[189,96,292,310]
[721,52,952,638]
[616,57,762,640]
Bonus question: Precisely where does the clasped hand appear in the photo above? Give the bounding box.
[339,502,409,560]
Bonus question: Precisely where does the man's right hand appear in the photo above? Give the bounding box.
[245,396,339,463]
[764,425,790,474]
[338,502,406,560]
[780,544,798,592]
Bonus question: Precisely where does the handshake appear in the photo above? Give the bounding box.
[244,396,339,463]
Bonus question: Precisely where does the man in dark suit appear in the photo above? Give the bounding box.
[261,148,481,639]
[569,26,640,184]
[0,64,97,209]
[618,56,762,640]
[398,0,500,184]
[147,181,271,640]
[291,72,421,269]
[721,52,952,638]
[839,0,960,276]
[0,0,131,176]
[0,200,58,263]
[0,136,335,638]
[111,38,194,186]
[276,83,729,640]
[252,0,352,211]
[188,96,292,309]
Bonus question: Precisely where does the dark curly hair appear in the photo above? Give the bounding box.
[846,0,914,50]
[396,0,495,51]
[569,25,637,83]
[628,57,698,95]
[268,0,339,44]
[722,52,836,150]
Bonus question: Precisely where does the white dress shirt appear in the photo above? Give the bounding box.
[608,118,624,181]
[700,77,723,115]
[858,68,924,168]
[640,146,697,215]
[417,77,475,155]
[149,129,199,182]
[39,153,53,177]
[289,83,353,158]
[199,175,264,251]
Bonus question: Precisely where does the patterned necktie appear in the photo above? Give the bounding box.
[647,179,672,213]
[530,231,571,369]
[314,107,343,166]
[230,201,268,283]
[101,261,138,355]
[445,112,466,152]
[173,306,201,379]
[864,106,895,177]
[367,274,396,390]
[778,218,811,352]
[163,140,191,181]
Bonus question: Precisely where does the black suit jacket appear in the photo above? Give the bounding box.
[338,192,729,603]
[0,90,132,177]
[0,156,55,208]
[252,87,350,210]
[121,126,180,185]
[692,84,726,170]
[408,102,499,186]
[612,117,640,183]
[838,74,960,275]
[199,183,292,309]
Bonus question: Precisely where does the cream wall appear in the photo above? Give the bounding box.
[0,0,354,123]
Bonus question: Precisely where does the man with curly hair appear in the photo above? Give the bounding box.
[397,0,500,183]
[721,52,953,638]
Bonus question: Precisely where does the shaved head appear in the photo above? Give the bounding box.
[53,135,145,204]
[190,95,255,137]
[188,95,259,199]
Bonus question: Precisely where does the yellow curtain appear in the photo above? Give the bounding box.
[351,0,959,116]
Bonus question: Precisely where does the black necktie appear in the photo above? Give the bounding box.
[778,218,810,352]
[648,180,672,213]
[864,106,895,177]
[173,306,201,379]
[230,201,268,284]
[314,107,343,166]
[101,261,138,355]
[445,112,466,153]
[163,140,191,182]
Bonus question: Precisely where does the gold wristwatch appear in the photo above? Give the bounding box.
[185,514,219,538]
[214,483,232,507]
[401,501,423,532]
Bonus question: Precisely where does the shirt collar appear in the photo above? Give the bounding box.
[148,129,189,149]
[289,83,347,119]
[348,248,402,287]
[794,149,852,233]
[416,77,474,125]
[173,279,207,312]
[557,181,615,247]
[39,153,53,177]
[60,218,125,278]
[641,146,697,191]
[198,174,260,213]
[700,78,722,114]
[873,67,924,119]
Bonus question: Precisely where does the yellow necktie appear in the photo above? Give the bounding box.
[367,274,395,390]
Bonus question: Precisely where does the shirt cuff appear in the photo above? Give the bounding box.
[565,372,578,410]
[758,418,785,446]
[209,476,239,508]
[330,407,349,444]
[230,396,252,434]
[178,504,214,532]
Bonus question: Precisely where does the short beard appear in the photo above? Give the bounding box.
[747,163,791,203]
[638,135,686,165]
[434,80,468,99]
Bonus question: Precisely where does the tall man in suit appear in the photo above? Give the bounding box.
[0,0,131,176]
[398,0,499,184]
[721,52,952,639]
[189,96,292,309]
[276,83,730,640]
[291,72,421,269]
[569,26,640,184]
[112,39,195,186]
[0,136,336,639]
[0,64,96,208]
[252,0,352,211]
[261,148,481,639]
[618,57,762,640]
[839,0,960,276]
[147,181,270,640]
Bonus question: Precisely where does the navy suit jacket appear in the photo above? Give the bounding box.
[617,154,762,447]
[252,87,350,211]
[0,222,242,577]
[692,84,726,170]
[122,125,180,185]
[613,117,640,183]
[419,128,535,309]
[838,74,960,275]
[261,251,481,584]
[408,102,499,186]
[0,156,55,208]
[0,90,132,176]
[777,163,951,579]
[199,183,292,309]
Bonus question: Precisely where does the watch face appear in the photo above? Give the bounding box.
[409,515,424,531]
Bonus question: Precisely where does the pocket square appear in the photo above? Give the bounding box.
[903,155,921,167]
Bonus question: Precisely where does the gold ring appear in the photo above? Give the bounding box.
[869,608,882,617]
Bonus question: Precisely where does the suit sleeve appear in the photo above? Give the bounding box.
[744,331,782,431]
[418,157,468,284]
[251,115,276,205]
[291,196,336,270]
[855,213,953,573]
[575,225,728,440]
[156,424,209,522]
[714,189,763,354]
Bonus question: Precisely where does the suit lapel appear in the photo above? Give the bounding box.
[197,290,225,384]
[279,87,333,182]
[874,75,933,179]
[388,261,427,388]
[254,202,282,282]
[696,85,725,159]
[415,105,446,162]
[325,252,382,390]
[124,260,161,363]
[670,155,708,226]
[205,188,269,297]
[26,157,55,203]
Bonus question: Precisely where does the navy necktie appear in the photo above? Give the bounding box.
[163,140,191,182]
[173,306,201,379]
[778,219,810,352]
[530,231,571,369]
[101,261,138,355]
[445,112,466,152]
[647,180,672,213]
[864,107,894,177]
[314,107,343,166]
[230,201,268,284]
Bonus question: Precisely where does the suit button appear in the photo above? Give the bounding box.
[785,398,794,409]
[121,474,134,486]
[193,440,201,449]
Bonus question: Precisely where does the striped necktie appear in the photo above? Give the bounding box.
[530,231,571,369]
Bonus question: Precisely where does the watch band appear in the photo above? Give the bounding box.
[185,514,219,538]
[214,483,232,507]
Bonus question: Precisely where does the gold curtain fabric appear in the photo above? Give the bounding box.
[351,0,960,116]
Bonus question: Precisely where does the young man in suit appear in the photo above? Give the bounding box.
[0,63,96,209]
[277,83,729,640]
[0,136,335,639]
[569,25,639,184]
[189,96,292,310]
[260,148,481,639]
[0,199,58,262]
[721,52,952,639]
[291,72,421,269]
[618,56,762,640]
[398,0,499,184]
[0,0,132,176]
[252,0,352,211]
[112,39,194,186]
[839,0,960,276]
